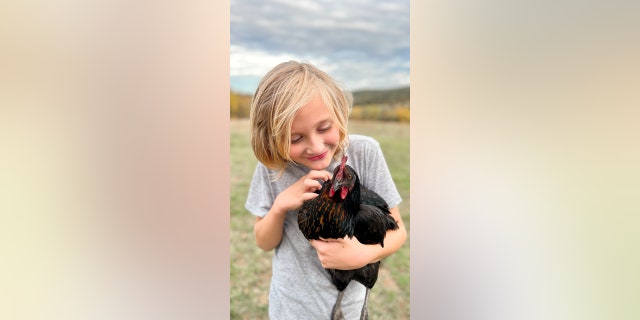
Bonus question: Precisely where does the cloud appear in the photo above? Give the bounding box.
[231,0,409,93]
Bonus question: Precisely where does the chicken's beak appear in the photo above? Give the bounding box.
[331,179,350,199]
[330,181,339,197]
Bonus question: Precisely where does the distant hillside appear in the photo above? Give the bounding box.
[231,87,410,122]
[351,86,410,106]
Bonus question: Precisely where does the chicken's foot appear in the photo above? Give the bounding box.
[331,290,345,320]
[359,287,370,320]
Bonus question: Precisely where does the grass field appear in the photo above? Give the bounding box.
[230,119,410,319]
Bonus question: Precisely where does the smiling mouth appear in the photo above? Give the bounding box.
[307,151,327,161]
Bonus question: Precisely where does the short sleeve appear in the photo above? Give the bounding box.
[349,135,403,209]
[245,163,275,218]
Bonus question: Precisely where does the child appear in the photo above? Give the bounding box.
[245,60,407,319]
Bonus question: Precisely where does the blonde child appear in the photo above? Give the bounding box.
[245,60,406,319]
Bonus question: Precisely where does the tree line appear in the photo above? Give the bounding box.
[231,86,410,122]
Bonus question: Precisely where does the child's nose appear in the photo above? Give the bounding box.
[307,134,324,153]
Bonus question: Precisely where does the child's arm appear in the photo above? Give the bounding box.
[254,169,332,251]
[310,206,407,270]
[253,210,287,251]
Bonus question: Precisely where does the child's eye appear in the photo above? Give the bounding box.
[318,124,332,132]
[291,135,303,144]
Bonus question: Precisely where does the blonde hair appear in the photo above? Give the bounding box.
[249,60,352,177]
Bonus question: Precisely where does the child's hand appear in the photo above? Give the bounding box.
[310,237,377,270]
[272,170,332,213]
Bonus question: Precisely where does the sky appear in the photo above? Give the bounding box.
[230,0,410,94]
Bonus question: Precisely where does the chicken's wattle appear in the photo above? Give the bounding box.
[340,187,348,199]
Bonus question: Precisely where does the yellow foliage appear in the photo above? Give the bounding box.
[395,107,410,122]
[350,104,410,122]
[350,107,363,119]
[230,91,252,118]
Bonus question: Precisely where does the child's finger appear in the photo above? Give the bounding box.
[302,192,319,201]
[318,237,342,242]
[307,170,332,181]
[303,178,322,191]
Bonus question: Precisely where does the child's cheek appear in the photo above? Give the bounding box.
[329,128,341,145]
[289,144,305,161]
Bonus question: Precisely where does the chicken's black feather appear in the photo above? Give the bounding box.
[298,156,398,320]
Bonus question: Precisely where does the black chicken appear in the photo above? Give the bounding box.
[298,155,399,320]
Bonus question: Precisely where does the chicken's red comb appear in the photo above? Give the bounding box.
[336,155,348,180]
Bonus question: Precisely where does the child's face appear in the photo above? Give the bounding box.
[289,93,340,171]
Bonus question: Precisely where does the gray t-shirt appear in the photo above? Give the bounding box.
[245,134,402,320]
